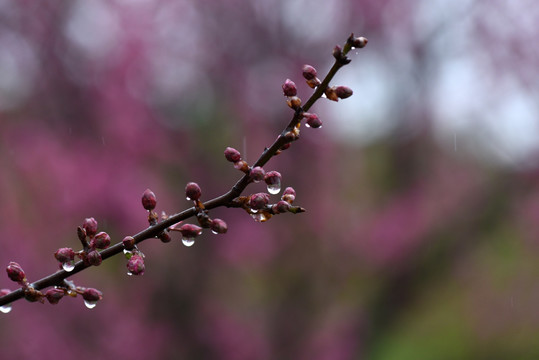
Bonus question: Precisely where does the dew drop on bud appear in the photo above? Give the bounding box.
[182,238,195,247]
[62,261,75,272]
[211,230,218,235]
[84,300,97,309]
[123,249,132,255]
[251,213,267,222]
[0,304,12,314]
[127,271,133,276]
[267,183,281,195]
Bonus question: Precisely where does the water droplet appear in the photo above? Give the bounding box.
[267,183,281,195]
[250,208,258,214]
[84,300,97,309]
[62,261,75,272]
[182,238,195,247]
[127,271,133,276]
[0,304,12,314]
[251,213,267,222]
[211,230,218,234]
[123,249,131,255]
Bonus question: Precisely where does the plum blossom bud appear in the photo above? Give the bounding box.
[82,288,103,302]
[286,96,302,110]
[123,236,135,250]
[282,187,296,203]
[141,189,157,210]
[54,247,75,263]
[250,166,265,182]
[333,45,342,59]
[282,79,297,97]
[82,218,98,237]
[302,65,317,80]
[335,86,353,99]
[127,254,145,275]
[86,250,102,266]
[351,36,368,48]
[6,262,26,283]
[177,224,203,239]
[92,232,111,249]
[185,182,202,201]
[210,218,228,234]
[224,147,242,162]
[264,171,282,194]
[272,200,291,214]
[325,86,339,102]
[249,193,270,210]
[23,287,43,303]
[159,232,172,243]
[45,288,65,305]
[303,113,322,128]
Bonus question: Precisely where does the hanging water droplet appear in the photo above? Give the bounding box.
[84,300,97,309]
[211,230,218,235]
[123,249,131,255]
[267,182,281,195]
[182,238,195,247]
[127,271,133,276]
[250,208,258,214]
[62,261,75,272]
[251,213,267,222]
[0,304,12,314]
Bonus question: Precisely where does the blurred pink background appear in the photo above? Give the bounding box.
[1,0,539,359]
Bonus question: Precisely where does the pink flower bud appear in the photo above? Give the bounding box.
[177,224,203,239]
[159,232,172,243]
[82,288,103,302]
[185,182,202,201]
[54,247,75,263]
[335,86,353,99]
[272,200,291,214]
[92,232,111,249]
[141,189,157,210]
[224,147,242,162]
[45,288,65,305]
[303,113,322,128]
[127,254,145,275]
[351,36,368,48]
[264,171,282,187]
[249,166,265,182]
[302,65,317,80]
[210,219,228,234]
[282,79,297,97]
[282,187,296,203]
[6,262,26,283]
[86,250,102,266]
[249,193,270,210]
[82,218,98,237]
[122,236,135,250]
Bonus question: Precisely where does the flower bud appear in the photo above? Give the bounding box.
[185,182,202,201]
[23,287,43,303]
[264,171,282,187]
[86,250,102,266]
[286,96,302,110]
[282,79,297,97]
[6,262,26,283]
[333,45,343,60]
[249,166,265,182]
[210,218,228,234]
[141,189,157,210]
[351,36,368,48]
[335,86,353,99]
[272,200,291,214]
[325,86,339,102]
[127,254,145,275]
[82,288,103,302]
[306,77,321,89]
[159,232,172,243]
[45,288,65,305]
[92,232,111,249]
[54,247,75,263]
[303,113,322,128]
[82,218,98,237]
[177,224,203,239]
[122,236,135,250]
[224,147,242,162]
[249,193,270,210]
[282,187,296,203]
[302,65,317,80]
[234,160,249,173]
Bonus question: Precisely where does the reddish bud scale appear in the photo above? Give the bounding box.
[23,287,43,303]
[185,182,202,201]
[273,200,291,214]
[82,288,103,302]
[54,248,75,263]
[45,288,65,305]
[82,218,98,237]
[286,96,302,110]
[6,262,26,283]
[159,232,172,243]
[92,232,111,249]
[177,224,203,238]
[210,219,228,234]
[264,171,282,186]
[141,189,157,210]
[282,187,296,203]
[127,255,145,275]
[282,79,297,97]
[234,160,249,173]
[224,147,242,162]
[325,87,339,102]
[249,193,270,210]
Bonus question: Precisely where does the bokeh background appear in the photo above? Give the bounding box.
[1,0,539,359]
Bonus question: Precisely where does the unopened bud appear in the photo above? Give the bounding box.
[82,288,103,302]
[210,218,228,234]
[302,65,317,80]
[82,218,98,237]
[303,113,322,128]
[6,262,26,283]
[92,232,111,249]
[176,224,203,239]
[185,182,202,201]
[286,96,302,110]
[127,254,145,275]
[282,187,296,203]
[250,166,266,182]
[249,193,270,210]
[122,236,135,250]
[282,79,297,97]
[159,232,172,243]
[335,86,353,99]
[325,86,339,102]
[224,147,242,162]
[54,247,75,263]
[272,200,291,214]
[45,288,65,305]
[86,250,102,266]
[306,77,321,89]
[141,189,157,210]
[351,36,368,48]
